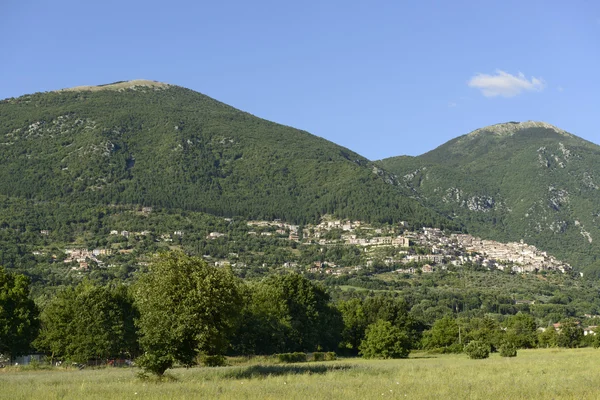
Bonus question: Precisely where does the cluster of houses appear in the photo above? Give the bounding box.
[407,228,572,274]
[538,322,598,336]
[286,220,572,275]
[246,220,300,240]
[41,216,572,276]
[63,248,111,270]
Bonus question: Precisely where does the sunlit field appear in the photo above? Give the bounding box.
[2,348,600,399]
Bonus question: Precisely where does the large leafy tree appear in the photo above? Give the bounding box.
[339,295,421,354]
[133,252,242,375]
[232,274,342,354]
[421,315,461,352]
[504,312,537,348]
[36,280,139,363]
[0,266,39,359]
[359,320,411,359]
[556,319,583,348]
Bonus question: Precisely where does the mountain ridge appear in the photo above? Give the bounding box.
[0,80,452,228]
[378,120,600,274]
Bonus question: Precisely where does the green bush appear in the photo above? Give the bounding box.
[359,320,411,359]
[426,343,464,354]
[499,343,517,357]
[312,352,336,361]
[200,355,226,367]
[464,340,490,359]
[135,353,175,376]
[276,352,307,363]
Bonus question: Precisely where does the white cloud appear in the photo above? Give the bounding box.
[468,70,546,98]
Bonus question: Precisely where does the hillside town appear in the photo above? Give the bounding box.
[295,219,572,275]
[44,217,572,276]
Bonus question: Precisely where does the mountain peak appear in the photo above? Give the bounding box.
[57,79,171,93]
[467,121,569,138]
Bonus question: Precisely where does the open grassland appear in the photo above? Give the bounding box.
[2,348,600,399]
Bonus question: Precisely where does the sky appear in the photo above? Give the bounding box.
[1,0,599,160]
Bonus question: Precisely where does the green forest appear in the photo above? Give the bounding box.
[3,253,599,376]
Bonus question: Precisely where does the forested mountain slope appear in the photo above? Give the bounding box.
[379,121,600,274]
[0,80,450,227]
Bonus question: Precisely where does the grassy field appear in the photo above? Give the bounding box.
[1,348,600,399]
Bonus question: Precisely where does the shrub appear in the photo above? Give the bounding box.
[312,352,336,361]
[200,355,226,367]
[499,343,517,358]
[276,352,307,363]
[135,353,175,376]
[464,340,490,359]
[359,320,411,359]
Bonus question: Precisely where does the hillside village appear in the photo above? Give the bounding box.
[51,216,573,276]
[294,219,572,275]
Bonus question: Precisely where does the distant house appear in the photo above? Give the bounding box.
[584,326,597,336]
[289,233,299,241]
[515,300,536,305]
[421,264,434,273]
[392,236,410,247]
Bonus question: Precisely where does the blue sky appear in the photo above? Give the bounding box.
[1,0,599,159]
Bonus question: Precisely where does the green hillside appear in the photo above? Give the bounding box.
[378,121,600,275]
[0,80,450,227]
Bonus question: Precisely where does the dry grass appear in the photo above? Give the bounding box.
[1,348,600,399]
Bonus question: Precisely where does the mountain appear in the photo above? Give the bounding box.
[0,80,450,227]
[378,121,600,275]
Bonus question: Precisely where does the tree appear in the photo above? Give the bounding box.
[464,339,490,359]
[338,298,368,353]
[556,319,583,348]
[133,252,242,375]
[339,295,421,355]
[422,315,461,352]
[537,326,558,348]
[231,274,342,354]
[359,320,411,359]
[499,342,517,357]
[0,266,39,359]
[504,313,537,348]
[36,281,139,363]
[463,316,504,351]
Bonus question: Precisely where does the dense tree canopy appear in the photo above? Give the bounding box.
[35,280,138,362]
[359,320,411,359]
[339,295,421,354]
[133,252,242,375]
[232,274,342,354]
[0,266,39,358]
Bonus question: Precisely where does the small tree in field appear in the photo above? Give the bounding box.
[464,340,490,359]
[499,342,517,357]
[359,320,411,359]
[134,252,242,375]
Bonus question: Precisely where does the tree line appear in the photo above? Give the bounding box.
[2,252,599,375]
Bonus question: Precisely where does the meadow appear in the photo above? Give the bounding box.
[1,348,599,399]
